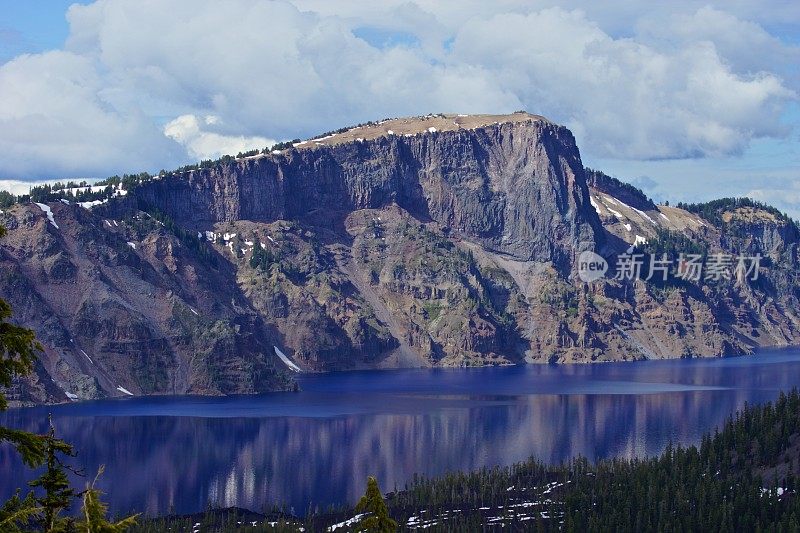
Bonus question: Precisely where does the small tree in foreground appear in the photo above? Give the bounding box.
[76,466,139,533]
[354,476,397,532]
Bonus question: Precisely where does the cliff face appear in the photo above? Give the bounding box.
[3,113,799,405]
[124,117,602,267]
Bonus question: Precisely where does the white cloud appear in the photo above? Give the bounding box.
[164,115,275,160]
[747,181,800,221]
[0,50,183,180]
[0,0,797,181]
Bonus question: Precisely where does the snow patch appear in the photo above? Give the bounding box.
[634,235,648,246]
[34,203,59,229]
[428,127,437,133]
[78,199,107,209]
[328,513,366,531]
[126,242,136,250]
[274,346,301,372]
[80,349,93,364]
[659,212,670,222]
[606,207,624,219]
[116,386,134,396]
[623,223,632,232]
[65,391,78,401]
[589,197,601,214]
[387,130,394,135]
[59,199,70,205]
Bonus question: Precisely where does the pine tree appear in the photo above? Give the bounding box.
[29,417,76,532]
[76,466,138,533]
[354,477,397,532]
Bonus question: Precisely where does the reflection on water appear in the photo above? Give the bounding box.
[2,348,800,516]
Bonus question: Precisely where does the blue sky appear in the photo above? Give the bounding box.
[0,1,798,217]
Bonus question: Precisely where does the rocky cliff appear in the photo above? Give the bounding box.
[2,113,799,405]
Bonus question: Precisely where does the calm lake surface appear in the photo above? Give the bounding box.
[3,348,800,516]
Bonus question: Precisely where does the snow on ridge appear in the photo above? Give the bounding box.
[606,207,624,219]
[80,349,93,364]
[34,203,59,229]
[328,514,367,531]
[78,199,107,209]
[274,346,302,372]
[629,205,657,226]
[602,195,617,205]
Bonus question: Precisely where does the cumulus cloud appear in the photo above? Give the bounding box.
[747,181,800,220]
[0,0,797,180]
[0,50,183,179]
[164,115,275,160]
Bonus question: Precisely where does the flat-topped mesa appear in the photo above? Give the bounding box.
[120,113,602,265]
[292,112,550,150]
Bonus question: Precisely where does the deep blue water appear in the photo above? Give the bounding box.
[2,348,800,516]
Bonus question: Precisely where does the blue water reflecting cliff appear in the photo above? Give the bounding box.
[2,348,800,516]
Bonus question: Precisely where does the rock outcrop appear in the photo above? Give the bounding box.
[2,113,799,405]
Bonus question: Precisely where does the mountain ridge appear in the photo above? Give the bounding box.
[2,114,799,405]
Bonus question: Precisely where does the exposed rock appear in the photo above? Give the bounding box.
[2,113,799,405]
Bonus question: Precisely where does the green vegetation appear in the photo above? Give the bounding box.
[354,477,397,532]
[642,227,708,260]
[585,168,655,209]
[678,197,798,229]
[136,204,218,267]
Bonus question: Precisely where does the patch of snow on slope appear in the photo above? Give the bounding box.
[65,391,78,401]
[606,207,624,219]
[34,203,59,228]
[127,242,136,250]
[612,197,657,226]
[116,386,134,396]
[660,212,670,222]
[328,514,366,531]
[78,199,107,209]
[623,223,632,231]
[428,127,437,133]
[634,235,648,246]
[80,349,93,364]
[274,346,301,372]
[59,199,70,205]
[589,197,601,214]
